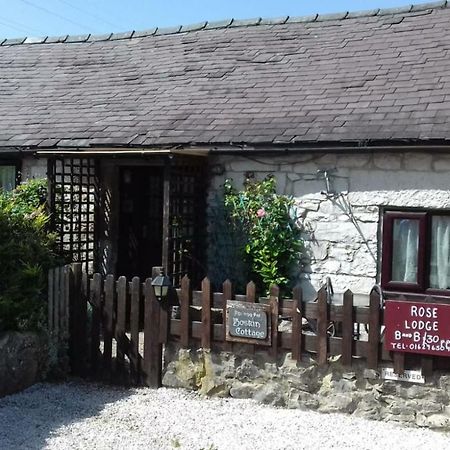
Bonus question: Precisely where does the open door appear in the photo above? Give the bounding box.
[117,166,164,279]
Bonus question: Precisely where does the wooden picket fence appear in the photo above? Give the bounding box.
[171,277,449,376]
[48,265,70,345]
[171,276,385,369]
[49,265,443,385]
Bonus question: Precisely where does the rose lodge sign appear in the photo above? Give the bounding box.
[384,300,450,356]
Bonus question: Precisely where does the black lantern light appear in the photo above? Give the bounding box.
[151,267,172,302]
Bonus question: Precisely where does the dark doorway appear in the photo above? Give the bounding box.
[117,166,163,279]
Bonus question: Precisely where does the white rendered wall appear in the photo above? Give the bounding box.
[21,156,47,180]
[209,152,450,300]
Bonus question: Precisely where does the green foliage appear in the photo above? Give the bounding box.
[224,175,303,294]
[0,179,60,332]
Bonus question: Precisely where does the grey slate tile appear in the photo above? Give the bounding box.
[259,17,289,25]
[180,22,207,33]
[229,18,261,27]
[45,35,68,43]
[2,37,26,45]
[411,1,447,11]
[87,33,113,42]
[204,19,233,29]
[346,9,380,18]
[316,12,348,21]
[23,36,48,44]
[378,5,413,16]
[66,34,90,43]
[286,15,318,23]
[154,26,181,35]
[133,28,157,38]
[110,31,134,40]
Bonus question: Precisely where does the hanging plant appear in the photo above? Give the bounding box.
[223,175,303,294]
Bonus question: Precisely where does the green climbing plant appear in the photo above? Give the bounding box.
[224,175,303,294]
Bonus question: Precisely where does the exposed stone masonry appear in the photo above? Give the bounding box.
[209,151,450,300]
[0,332,47,398]
[163,343,450,430]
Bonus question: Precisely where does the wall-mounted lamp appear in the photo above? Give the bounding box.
[151,268,172,302]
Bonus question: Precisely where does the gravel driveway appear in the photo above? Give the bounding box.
[0,382,449,450]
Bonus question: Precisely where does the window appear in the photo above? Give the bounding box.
[0,163,18,192]
[382,210,450,294]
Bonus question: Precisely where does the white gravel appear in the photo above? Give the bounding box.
[0,382,449,450]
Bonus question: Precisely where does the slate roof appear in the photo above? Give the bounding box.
[1,2,450,152]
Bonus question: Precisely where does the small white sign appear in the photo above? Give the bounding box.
[380,367,425,384]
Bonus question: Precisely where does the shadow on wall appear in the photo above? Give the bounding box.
[0,382,132,450]
[206,193,250,292]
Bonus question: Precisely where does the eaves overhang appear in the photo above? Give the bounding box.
[35,147,210,157]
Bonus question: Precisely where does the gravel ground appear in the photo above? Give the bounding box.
[0,382,449,450]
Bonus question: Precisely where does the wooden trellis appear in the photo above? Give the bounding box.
[166,158,207,287]
[48,157,100,273]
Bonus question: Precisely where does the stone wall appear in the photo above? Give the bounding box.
[209,151,450,301]
[0,332,47,398]
[163,343,450,430]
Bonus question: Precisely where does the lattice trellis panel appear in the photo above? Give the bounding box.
[169,161,207,287]
[48,157,99,273]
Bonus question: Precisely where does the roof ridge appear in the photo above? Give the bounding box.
[0,1,447,47]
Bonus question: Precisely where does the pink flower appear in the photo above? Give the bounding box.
[257,208,266,218]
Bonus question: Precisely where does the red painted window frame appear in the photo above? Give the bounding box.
[381,210,450,296]
[381,211,427,293]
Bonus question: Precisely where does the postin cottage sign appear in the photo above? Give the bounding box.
[226,300,271,345]
[384,300,450,356]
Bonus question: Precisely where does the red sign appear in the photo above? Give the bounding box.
[384,300,450,357]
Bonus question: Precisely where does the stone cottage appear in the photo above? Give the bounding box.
[1,2,450,301]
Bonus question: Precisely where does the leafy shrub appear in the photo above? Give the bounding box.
[224,175,303,294]
[0,179,60,332]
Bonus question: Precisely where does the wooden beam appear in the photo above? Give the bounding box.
[269,285,279,359]
[201,278,212,349]
[368,290,381,369]
[222,280,233,351]
[180,275,191,348]
[130,277,141,384]
[162,159,171,274]
[342,289,354,366]
[291,285,302,362]
[143,279,162,388]
[317,287,328,366]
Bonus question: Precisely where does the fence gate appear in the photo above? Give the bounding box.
[48,264,164,387]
